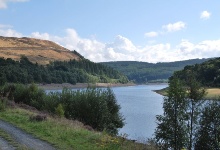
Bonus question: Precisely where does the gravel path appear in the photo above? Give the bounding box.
[0,137,15,150]
[0,120,56,150]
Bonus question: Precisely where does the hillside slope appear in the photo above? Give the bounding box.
[0,36,81,64]
[101,59,210,83]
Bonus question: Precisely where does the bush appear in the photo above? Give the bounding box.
[0,98,7,111]
[55,104,65,118]
[49,87,124,135]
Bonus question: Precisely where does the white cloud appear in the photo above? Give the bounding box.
[0,24,23,37]
[0,0,29,9]
[1,26,220,63]
[0,29,23,37]
[145,31,158,37]
[31,32,50,40]
[200,11,211,19]
[145,21,186,38]
[29,29,220,63]
[162,21,186,32]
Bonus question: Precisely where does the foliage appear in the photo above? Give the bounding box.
[101,58,209,83]
[0,98,7,111]
[55,103,65,118]
[173,57,220,87]
[0,56,129,84]
[155,78,188,149]
[58,87,124,135]
[194,100,220,150]
[1,83,124,135]
[155,72,207,150]
[180,71,206,150]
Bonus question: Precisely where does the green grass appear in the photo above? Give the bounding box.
[154,87,220,100]
[0,107,157,150]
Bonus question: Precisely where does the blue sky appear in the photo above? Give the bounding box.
[0,0,220,62]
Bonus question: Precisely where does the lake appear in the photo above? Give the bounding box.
[112,84,167,142]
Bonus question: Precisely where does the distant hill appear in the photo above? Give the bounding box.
[101,59,211,83]
[0,36,81,64]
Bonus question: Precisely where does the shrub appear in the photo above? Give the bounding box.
[0,98,7,111]
[55,103,65,118]
[60,87,124,135]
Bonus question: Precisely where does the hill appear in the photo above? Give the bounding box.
[0,36,81,64]
[0,36,129,85]
[101,59,210,83]
[173,57,220,87]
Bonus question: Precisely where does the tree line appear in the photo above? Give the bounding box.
[0,56,129,85]
[101,59,209,83]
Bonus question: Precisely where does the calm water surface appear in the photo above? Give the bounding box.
[112,84,167,141]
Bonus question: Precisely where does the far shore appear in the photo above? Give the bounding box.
[37,83,136,90]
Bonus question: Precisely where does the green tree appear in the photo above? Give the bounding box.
[104,87,124,135]
[185,71,206,150]
[155,78,188,150]
[194,100,220,150]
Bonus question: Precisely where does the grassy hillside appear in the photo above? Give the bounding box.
[0,36,81,64]
[101,59,210,83]
[0,107,157,150]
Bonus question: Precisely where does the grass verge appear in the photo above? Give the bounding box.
[0,107,157,150]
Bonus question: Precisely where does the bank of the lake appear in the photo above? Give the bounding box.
[38,83,136,90]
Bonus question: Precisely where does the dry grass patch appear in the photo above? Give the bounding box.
[205,88,220,99]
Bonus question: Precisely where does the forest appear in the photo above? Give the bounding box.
[101,58,210,83]
[0,56,129,85]
[173,57,220,87]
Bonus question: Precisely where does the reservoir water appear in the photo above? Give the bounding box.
[112,84,167,142]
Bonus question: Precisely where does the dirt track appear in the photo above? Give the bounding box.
[0,120,56,150]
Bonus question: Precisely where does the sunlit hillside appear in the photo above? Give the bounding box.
[0,36,81,64]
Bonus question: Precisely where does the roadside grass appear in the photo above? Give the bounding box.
[0,107,157,150]
[154,87,220,100]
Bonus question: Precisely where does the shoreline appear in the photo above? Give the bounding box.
[38,83,136,90]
